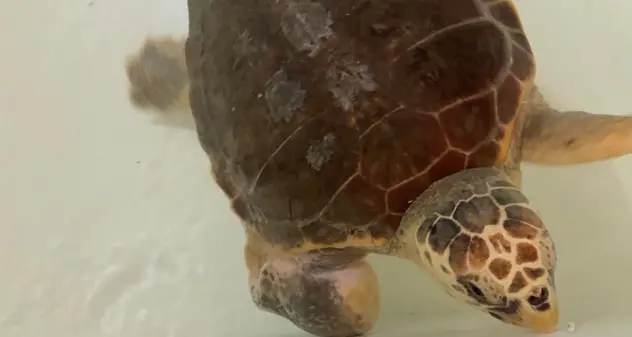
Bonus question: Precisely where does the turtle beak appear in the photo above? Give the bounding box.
[490,291,559,334]
[520,299,559,333]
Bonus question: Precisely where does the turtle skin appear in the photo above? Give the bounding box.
[185,0,534,250]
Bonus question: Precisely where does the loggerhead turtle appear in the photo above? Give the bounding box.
[125,1,632,336]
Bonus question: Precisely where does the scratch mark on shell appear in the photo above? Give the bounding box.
[326,62,378,111]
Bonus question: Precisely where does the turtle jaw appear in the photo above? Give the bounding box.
[489,292,559,333]
[521,299,559,333]
[485,260,559,333]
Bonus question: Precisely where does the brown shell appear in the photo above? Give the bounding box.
[186,0,535,250]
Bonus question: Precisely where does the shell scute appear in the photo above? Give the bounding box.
[392,20,508,112]
[253,114,360,222]
[360,109,447,189]
[439,92,498,152]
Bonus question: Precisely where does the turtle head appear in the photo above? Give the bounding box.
[398,167,559,333]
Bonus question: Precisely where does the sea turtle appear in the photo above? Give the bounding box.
[125,1,632,336]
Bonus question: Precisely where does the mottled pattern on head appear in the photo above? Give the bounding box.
[125,36,189,113]
[187,0,535,251]
[411,169,556,311]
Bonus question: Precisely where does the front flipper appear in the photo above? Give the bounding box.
[520,87,632,165]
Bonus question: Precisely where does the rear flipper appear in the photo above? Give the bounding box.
[245,240,380,337]
[125,36,190,114]
[520,87,632,165]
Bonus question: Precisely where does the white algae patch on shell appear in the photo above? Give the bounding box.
[233,29,258,60]
[326,62,378,111]
[264,69,307,123]
[306,133,335,171]
[280,0,333,56]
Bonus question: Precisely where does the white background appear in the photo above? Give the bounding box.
[1,0,632,336]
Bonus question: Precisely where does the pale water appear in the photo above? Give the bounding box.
[1,0,632,336]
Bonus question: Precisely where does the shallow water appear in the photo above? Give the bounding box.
[1,0,632,336]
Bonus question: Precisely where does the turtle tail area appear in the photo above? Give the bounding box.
[124,35,190,114]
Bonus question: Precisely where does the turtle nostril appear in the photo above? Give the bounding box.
[527,295,540,306]
[527,287,549,306]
